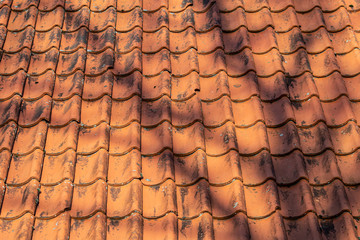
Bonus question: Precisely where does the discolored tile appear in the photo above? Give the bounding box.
[41,150,76,184]
[77,123,110,155]
[13,122,47,155]
[35,6,64,31]
[32,27,61,53]
[3,27,34,53]
[33,213,70,240]
[7,6,37,31]
[18,96,52,126]
[45,122,79,154]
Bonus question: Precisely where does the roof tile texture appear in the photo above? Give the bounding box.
[0,0,360,239]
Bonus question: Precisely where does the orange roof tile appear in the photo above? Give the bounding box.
[1,0,360,239]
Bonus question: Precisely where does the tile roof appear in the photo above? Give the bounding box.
[0,0,360,239]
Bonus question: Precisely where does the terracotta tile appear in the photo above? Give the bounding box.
[53,71,84,100]
[276,27,305,54]
[141,96,171,127]
[143,213,177,240]
[143,28,169,53]
[85,49,114,75]
[271,7,298,33]
[244,180,280,217]
[57,49,86,75]
[169,0,192,12]
[36,180,72,217]
[108,149,141,184]
[51,96,80,126]
[89,7,116,32]
[45,122,79,154]
[312,180,349,217]
[90,0,115,11]
[198,49,225,77]
[344,75,360,101]
[213,214,250,240]
[0,150,11,180]
[13,121,47,155]
[171,72,199,101]
[115,28,142,53]
[142,149,174,185]
[63,7,90,32]
[32,27,61,53]
[74,148,108,184]
[0,24,6,48]
[113,71,141,100]
[296,8,325,33]
[246,8,273,32]
[329,27,359,54]
[143,50,170,76]
[267,122,300,155]
[87,28,115,53]
[143,0,167,11]
[141,122,172,155]
[225,49,255,77]
[69,213,106,240]
[41,150,76,184]
[113,49,142,75]
[0,122,17,151]
[3,27,34,52]
[329,122,360,154]
[349,10,360,31]
[12,0,39,10]
[65,0,90,11]
[116,8,142,32]
[228,72,259,101]
[174,149,208,185]
[143,180,176,218]
[253,49,284,77]
[319,212,358,240]
[0,0,11,8]
[111,96,141,127]
[7,6,37,31]
[204,122,237,156]
[81,97,111,126]
[195,28,221,54]
[144,9,169,32]
[262,97,294,127]
[0,49,31,75]
[0,179,39,218]
[283,212,323,240]
[109,122,140,155]
[279,180,315,217]
[206,150,241,184]
[291,96,325,126]
[202,96,233,127]
[172,95,202,127]
[77,123,110,154]
[173,122,205,155]
[308,49,339,77]
[237,122,270,155]
[38,0,65,11]
[107,179,142,217]
[33,213,70,240]
[297,122,333,154]
[116,0,141,11]
[35,6,64,31]
[293,0,320,12]
[313,73,346,101]
[7,149,43,185]
[18,96,52,126]
[198,71,229,101]
[210,179,246,217]
[287,72,319,101]
[337,48,360,77]
[178,213,214,240]
[194,4,221,32]
[0,95,21,126]
[28,49,59,75]
[70,180,106,217]
[169,7,194,32]
[60,28,88,53]
[107,213,143,240]
[272,150,307,185]
[324,7,351,31]
[0,213,34,239]
[221,9,247,32]
[249,28,278,54]
[83,71,113,100]
[337,150,360,184]
[282,49,311,77]
[345,185,360,216]
[322,96,355,126]
[193,0,215,11]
